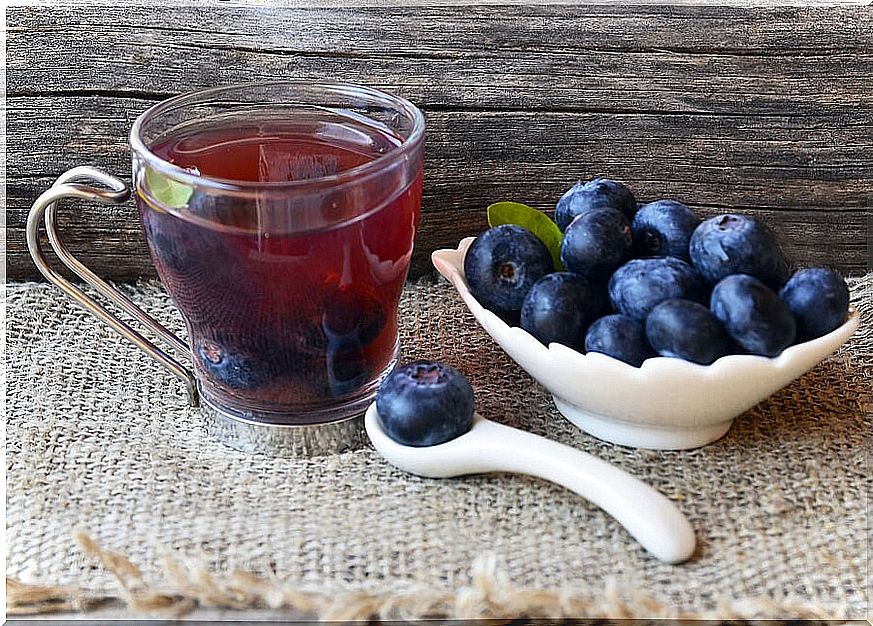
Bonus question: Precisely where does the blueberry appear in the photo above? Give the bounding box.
[186,188,255,226]
[560,208,633,282]
[584,314,653,367]
[608,257,707,322]
[376,360,474,447]
[710,274,796,357]
[779,268,850,341]
[464,224,554,318]
[555,178,637,232]
[141,208,201,275]
[645,299,730,365]
[324,339,369,397]
[322,287,386,347]
[689,214,790,288]
[520,272,606,351]
[321,288,386,397]
[252,286,388,398]
[197,339,269,390]
[631,200,700,261]
[141,201,241,283]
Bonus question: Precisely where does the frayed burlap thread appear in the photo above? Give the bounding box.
[4,533,857,620]
[5,577,101,616]
[6,274,871,619]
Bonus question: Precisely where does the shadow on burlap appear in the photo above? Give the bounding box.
[4,275,870,619]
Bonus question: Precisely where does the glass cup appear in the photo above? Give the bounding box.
[26,81,425,456]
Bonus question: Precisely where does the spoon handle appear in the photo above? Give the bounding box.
[474,419,696,564]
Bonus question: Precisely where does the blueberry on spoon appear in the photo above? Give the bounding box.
[376,360,474,447]
[367,360,696,564]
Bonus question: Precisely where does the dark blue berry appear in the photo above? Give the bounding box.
[324,340,368,397]
[584,314,653,367]
[520,272,606,351]
[321,331,369,398]
[186,188,254,223]
[197,339,269,390]
[645,299,731,365]
[141,194,248,290]
[376,360,474,447]
[142,207,215,275]
[321,289,386,397]
[631,200,700,261]
[560,208,633,283]
[711,274,796,357]
[464,224,554,318]
[322,287,386,347]
[555,178,637,232]
[608,257,707,322]
[779,268,850,341]
[690,214,790,288]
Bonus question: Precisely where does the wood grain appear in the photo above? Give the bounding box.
[6,4,872,281]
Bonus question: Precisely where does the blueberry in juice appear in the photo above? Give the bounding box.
[138,111,422,419]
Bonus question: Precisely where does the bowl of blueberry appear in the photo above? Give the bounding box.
[432,179,860,450]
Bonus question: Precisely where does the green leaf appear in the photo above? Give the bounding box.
[487,201,564,270]
[145,167,194,209]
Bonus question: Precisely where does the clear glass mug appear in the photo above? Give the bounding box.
[26,82,425,456]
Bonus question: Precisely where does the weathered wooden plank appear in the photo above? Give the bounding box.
[7,0,871,6]
[7,6,872,116]
[8,98,871,279]
[6,4,872,281]
[8,4,870,55]
[9,97,870,201]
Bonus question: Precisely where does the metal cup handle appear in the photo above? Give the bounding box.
[26,166,199,406]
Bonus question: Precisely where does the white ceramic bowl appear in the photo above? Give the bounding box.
[432,237,860,450]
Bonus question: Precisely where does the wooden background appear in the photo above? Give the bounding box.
[6,3,871,281]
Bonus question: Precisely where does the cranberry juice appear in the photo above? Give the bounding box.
[137,111,422,421]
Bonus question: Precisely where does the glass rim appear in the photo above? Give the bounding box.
[128,80,426,192]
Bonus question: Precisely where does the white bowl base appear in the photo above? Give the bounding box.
[553,397,734,450]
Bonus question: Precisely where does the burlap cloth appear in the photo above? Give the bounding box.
[5,274,871,620]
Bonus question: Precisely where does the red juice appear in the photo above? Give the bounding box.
[137,111,422,421]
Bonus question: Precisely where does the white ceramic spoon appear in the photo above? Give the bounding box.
[365,403,696,564]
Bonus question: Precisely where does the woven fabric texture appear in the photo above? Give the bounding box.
[5,276,870,619]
